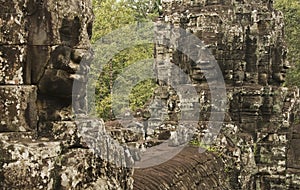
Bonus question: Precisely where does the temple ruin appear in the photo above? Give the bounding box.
[0,0,299,189]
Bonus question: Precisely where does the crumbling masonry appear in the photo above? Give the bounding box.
[0,0,132,189]
[134,0,300,189]
[0,0,300,189]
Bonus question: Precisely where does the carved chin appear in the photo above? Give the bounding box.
[38,69,73,98]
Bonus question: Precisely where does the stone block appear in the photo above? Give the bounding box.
[0,138,131,189]
[38,121,82,147]
[0,85,37,132]
[0,0,30,45]
[0,46,26,84]
[27,0,93,48]
[0,13,27,45]
[288,139,300,169]
[0,139,62,189]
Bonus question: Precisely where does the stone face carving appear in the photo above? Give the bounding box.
[133,0,300,189]
[1,0,299,189]
[0,1,133,189]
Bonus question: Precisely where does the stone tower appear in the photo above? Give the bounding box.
[144,0,300,189]
[0,0,300,189]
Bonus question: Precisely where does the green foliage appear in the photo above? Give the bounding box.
[274,0,300,87]
[95,45,157,119]
[126,0,162,21]
[92,0,136,42]
[189,139,219,153]
[92,0,159,120]
[129,79,157,111]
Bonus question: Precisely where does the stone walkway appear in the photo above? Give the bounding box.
[134,142,187,168]
[133,146,230,190]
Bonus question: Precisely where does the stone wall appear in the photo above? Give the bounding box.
[1,0,300,189]
[0,1,133,189]
[134,0,300,189]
